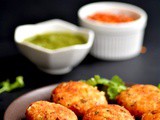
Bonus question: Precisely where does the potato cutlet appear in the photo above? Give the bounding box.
[116,84,160,117]
[26,101,78,120]
[83,104,135,120]
[52,81,108,116]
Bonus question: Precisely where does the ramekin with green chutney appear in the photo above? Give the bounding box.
[14,19,94,74]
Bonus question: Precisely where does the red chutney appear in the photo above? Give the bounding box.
[87,12,135,23]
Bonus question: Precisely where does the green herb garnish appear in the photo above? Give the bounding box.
[158,83,160,89]
[0,76,24,94]
[85,75,127,100]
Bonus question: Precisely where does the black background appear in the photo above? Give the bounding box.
[0,0,160,119]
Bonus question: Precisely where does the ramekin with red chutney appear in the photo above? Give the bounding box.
[78,2,147,60]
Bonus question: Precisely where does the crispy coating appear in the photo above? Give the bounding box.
[83,104,135,120]
[52,81,108,116]
[116,84,160,117]
[142,110,160,120]
[25,101,78,120]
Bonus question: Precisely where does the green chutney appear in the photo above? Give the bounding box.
[24,32,87,50]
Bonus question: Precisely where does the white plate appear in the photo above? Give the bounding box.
[4,84,58,120]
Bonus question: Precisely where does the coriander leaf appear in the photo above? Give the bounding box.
[85,77,98,86]
[85,75,127,100]
[111,75,125,86]
[107,87,119,100]
[0,79,10,93]
[0,76,24,94]
[10,76,24,90]
[111,75,127,91]
[86,75,109,86]
[107,75,127,100]
[158,83,160,89]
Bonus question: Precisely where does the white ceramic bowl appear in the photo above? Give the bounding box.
[14,19,94,74]
[78,2,147,60]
